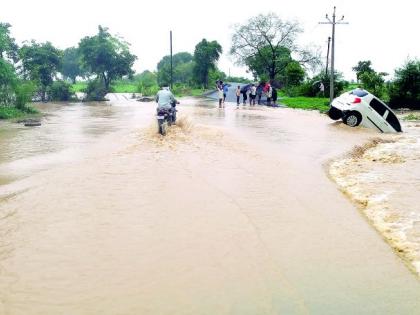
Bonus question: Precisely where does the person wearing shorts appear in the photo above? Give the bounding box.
[236,85,241,108]
[249,84,257,105]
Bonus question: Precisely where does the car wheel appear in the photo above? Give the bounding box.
[344,111,362,127]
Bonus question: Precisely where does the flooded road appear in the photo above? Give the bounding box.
[1,96,419,315]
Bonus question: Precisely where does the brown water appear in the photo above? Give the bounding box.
[0,96,419,315]
[329,115,420,276]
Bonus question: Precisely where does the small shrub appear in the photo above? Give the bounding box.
[48,80,74,101]
[85,79,107,101]
[15,81,36,109]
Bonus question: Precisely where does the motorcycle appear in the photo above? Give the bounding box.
[157,100,179,136]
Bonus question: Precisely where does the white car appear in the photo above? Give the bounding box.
[328,89,402,133]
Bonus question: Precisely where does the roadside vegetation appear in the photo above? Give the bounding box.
[0,105,38,119]
[402,113,420,121]
[280,97,330,112]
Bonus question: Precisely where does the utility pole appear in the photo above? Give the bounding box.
[325,37,331,76]
[319,7,348,104]
[170,30,173,90]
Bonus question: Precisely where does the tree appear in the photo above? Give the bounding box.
[19,41,62,101]
[61,47,84,83]
[359,71,387,98]
[0,58,17,106]
[193,39,222,88]
[352,60,374,82]
[78,26,137,94]
[284,61,305,87]
[0,22,18,62]
[174,61,195,85]
[157,52,193,86]
[389,59,420,109]
[298,71,347,98]
[208,68,226,86]
[0,23,35,111]
[230,13,318,81]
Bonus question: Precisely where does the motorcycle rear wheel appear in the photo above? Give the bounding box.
[159,121,168,136]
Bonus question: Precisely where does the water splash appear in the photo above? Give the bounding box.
[330,129,420,276]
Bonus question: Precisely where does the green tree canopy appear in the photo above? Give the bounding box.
[19,41,62,101]
[78,26,137,92]
[284,61,305,86]
[0,58,17,106]
[0,22,18,62]
[193,39,222,88]
[61,47,85,84]
[359,71,387,98]
[157,52,193,86]
[352,60,374,82]
[230,13,318,81]
[389,59,420,109]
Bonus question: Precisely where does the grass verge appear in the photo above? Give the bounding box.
[280,97,330,112]
[0,106,39,120]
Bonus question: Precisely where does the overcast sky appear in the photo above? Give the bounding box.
[2,0,419,80]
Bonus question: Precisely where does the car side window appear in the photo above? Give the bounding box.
[369,98,387,116]
[385,111,402,132]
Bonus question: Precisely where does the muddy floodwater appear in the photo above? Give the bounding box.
[329,115,420,275]
[0,96,419,315]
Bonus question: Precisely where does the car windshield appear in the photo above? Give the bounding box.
[350,89,369,97]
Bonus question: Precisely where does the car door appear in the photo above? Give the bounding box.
[367,98,390,132]
[384,109,402,132]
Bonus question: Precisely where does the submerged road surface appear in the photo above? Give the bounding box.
[0,96,419,315]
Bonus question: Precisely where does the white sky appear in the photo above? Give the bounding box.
[2,0,419,81]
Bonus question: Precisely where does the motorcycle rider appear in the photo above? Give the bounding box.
[155,84,176,113]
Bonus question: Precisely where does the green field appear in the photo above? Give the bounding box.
[111,83,138,93]
[279,97,330,112]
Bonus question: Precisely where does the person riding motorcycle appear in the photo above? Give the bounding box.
[155,85,175,113]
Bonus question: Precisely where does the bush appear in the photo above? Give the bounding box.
[389,60,420,109]
[0,106,23,119]
[134,70,159,96]
[0,104,38,119]
[137,82,159,96]
[85,79,107,101]
[48,80,74,101]
[295,73,347,98]
[359,71,387,99]
[15,81,36,109]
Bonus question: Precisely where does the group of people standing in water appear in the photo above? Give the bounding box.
[216,80,278,109]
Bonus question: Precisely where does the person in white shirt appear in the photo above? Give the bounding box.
[249,84,257,106]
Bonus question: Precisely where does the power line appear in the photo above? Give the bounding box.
[319,6,348,104]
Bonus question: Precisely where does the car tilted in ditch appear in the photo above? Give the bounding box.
[328,89,402,133]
